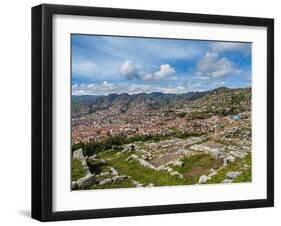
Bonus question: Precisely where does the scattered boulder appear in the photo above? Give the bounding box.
[73,148,91,175]
[109,167,119,176]
[230,151,245,159]
[77,174,95,188]
[112,145,122,151]
[100,159,108,165]
[178,149,190,155]
[146,183,154,187]
[226,171,241,180]
[112,175,128,183]
[138,158,156,169]
[208,168,217,177]
[198,175,211,184]
[156,165,166,171]
[98,172,110,177]
[210,150,222,160]
[72,148,84,160]
[164,167,173,173]
[126,154,155,169]
[171,160,185,167]
[126,154,138,161]
[71,181,78,190]
[87,155,97,162]
[226,155,236,163]
[122,144,135,153]
[99,178,113,185]
[223,178,233,183]
[132,179,143,187]
[223,155,235,166]
[141,154,151,160]
[170,171,183,179]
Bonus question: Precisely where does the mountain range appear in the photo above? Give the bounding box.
[72,87,251,117]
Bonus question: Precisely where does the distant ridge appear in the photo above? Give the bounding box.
[72,87,251,116]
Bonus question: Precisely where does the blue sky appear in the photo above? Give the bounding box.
[72,34,251,95]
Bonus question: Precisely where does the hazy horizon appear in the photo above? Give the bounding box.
[72,86,251,97]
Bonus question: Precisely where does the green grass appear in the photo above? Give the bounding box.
[233,154,251,182]
[96,152,223,187]
[96,152,225,187]
[207,153,251,184]
[86,146,251,189]
[98,150,118,159]
[98,151,186,187]
[113,155,186,186]
[87,159,108,175]
[171,154,222,184]
[72,158,86,181]
[90,178,135,189]
[234,168,251,182]
[72,132,204,155]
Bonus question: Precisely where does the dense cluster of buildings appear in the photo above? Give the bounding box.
[72,98,250,144]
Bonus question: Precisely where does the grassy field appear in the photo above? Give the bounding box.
[90,178,135,189]
[207,153,251,184]
[72,158,87,181]
[171,154,222,184]
[72,146,251,189]
[99,151,186,186]
[96,150,233,188]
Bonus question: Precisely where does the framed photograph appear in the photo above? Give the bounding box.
[32,4,274,221]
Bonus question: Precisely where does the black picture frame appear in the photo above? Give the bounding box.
[32,3,274,222]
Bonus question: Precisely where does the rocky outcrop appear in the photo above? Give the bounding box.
[99,178,113,185]
[112,175,128,183]
[87,154,97,162]
[132,179,144,187]
[109,167,119,176]
[222,179,233,183]
[73,149,91,175]
[122,144,135,153]
[170,171,184,179]
[208,168,217,177]
[71,181,78,190]
[198,175,211,184]
[126,154,156,170]
[223,155,236,167]
[76,174,95,188]
[226,171,241,180]
[170,160,184,167]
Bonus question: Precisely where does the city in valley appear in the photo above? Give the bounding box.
[71,87,252,190]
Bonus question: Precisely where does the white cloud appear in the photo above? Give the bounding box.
[194,52,241,79]
[101,81,117,91]
[73,81,118,95]
[72,82,189,95]
[155,64,176,78]
[209,42,251,55]
[144,64,176,81]
[118,60,141,80]
[118,61,177,81]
